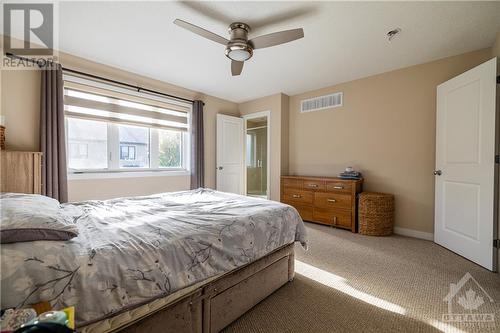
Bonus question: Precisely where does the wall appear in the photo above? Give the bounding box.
[1,48,239,201]
[280,94,290,174]
[238,93,289,201]
[288,48,492,235]
[1,70,41,151]
[68,175,190,202]
[492,31,500,74]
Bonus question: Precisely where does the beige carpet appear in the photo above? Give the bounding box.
[223,222,500,333]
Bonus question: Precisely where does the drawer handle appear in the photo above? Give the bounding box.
[327,199,337,203]
[308,184,318,188]
[333,216,338,225]
[333,186,344,190]
[292,194,301,198]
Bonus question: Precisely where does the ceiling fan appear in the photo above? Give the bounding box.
[174,19,304,76]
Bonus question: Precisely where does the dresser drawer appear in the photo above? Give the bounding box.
[303,179,326,191]
[282,178,303,189]
[314,192,352,210]
[326,181,352,194]
[283,202,313,221]
[281,175,362,233]
[282,188,313,204]
[313,208,352,228]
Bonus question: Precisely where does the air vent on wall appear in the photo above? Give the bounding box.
[300,92,343,113]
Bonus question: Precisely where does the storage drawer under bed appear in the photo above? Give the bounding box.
[207,256,291,333]
[117,245,295,333]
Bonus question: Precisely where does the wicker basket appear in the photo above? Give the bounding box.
[358,192,395,236]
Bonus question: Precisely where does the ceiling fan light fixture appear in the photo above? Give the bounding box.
[225,43,253,61]
[174,18,304,75]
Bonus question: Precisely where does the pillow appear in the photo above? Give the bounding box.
[0,193,79,244]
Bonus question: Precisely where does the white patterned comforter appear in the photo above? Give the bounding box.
[1,189,307,327]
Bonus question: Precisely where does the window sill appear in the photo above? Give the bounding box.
[68,170,190,180]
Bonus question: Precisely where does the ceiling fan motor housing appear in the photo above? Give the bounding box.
[225,22,253,61]
[173,18,304,75]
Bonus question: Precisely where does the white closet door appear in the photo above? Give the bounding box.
[216,114,244,194]
[435,58,497,271]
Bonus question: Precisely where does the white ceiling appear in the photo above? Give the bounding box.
[13,2,500,102]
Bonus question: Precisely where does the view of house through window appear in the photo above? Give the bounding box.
[120,146,136,160]
[64,78,190,174]
[118,125,150,168]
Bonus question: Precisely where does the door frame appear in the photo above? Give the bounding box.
[242,111,271,199]
[495,74,500,271]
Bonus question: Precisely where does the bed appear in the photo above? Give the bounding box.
[1,189,307,332]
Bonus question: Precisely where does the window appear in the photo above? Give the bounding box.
[120,145,136,160]
[64,75,191,176]
[158,129,182,168]
[118,125,149,168]
[69,143,89,159]
[67,118,107,169]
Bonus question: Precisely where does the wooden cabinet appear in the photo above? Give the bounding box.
[1,151,43,194]
[281,176,363,232]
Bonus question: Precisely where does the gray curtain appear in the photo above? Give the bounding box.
[40,62,68,202]
[190,100,204,189]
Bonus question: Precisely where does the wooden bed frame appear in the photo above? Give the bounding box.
[88,244,295,333]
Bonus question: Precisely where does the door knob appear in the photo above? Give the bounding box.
[217,166,224,170]
[433,170,442,176]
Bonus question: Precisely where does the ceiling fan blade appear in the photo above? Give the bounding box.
[231,60,244,76]
[249,28,304,49]
[174,19,229,45]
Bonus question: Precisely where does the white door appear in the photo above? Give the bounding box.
[216,114,244,194]
[435,58,497,271]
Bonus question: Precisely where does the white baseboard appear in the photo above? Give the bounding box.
[394,227,434,241]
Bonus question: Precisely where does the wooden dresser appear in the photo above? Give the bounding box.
[281,175,363,232]
[1,151,43,194]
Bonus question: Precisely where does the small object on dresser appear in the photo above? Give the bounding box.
[339,166,362,180]
[358,192,395,236]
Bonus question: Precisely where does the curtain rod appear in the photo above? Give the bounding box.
[5,52,200,105]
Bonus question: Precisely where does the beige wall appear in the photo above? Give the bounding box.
[1,70,41,151]
[1,50,239,201]
[68,176,190,202]
[238,93,289,201]
[280,94,290,175]
[492,31,500,74]
[288,48,492,234]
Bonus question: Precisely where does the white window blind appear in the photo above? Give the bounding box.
[63,75,190,132]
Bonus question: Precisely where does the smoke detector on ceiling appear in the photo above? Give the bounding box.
[387,28,402,41]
